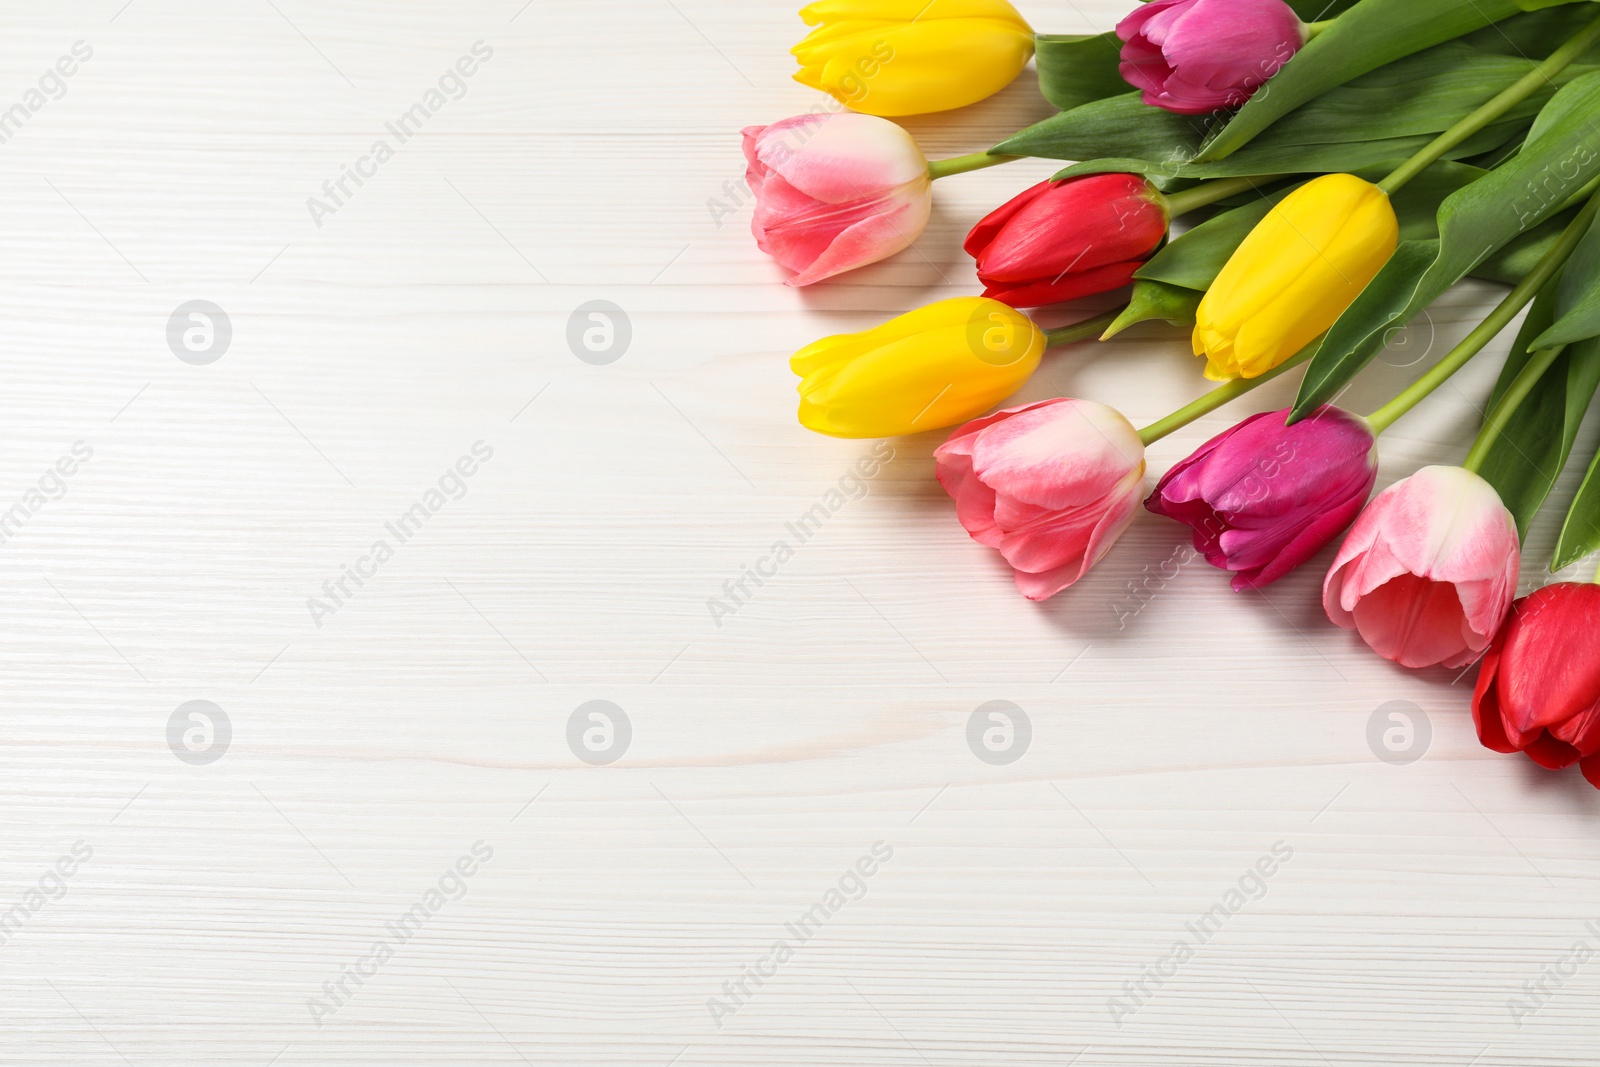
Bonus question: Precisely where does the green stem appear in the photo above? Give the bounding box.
[1461,345,1567,473]
[1365,189,1600,435]
[1378,11,1600,195]
[928,152,1018,180]
[1044,306,1126,348]
[1305,19,1336,38]
[1162,175,1287,217]
[1138,348,1314,447]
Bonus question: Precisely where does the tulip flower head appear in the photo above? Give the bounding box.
[793,0,1035,117]
[743,112,933,287]
[1147,406,1377,591]
[965,174,1169,308]
[1194,173,1398,380]
[1472,583,1600,788]
[1323,465,1519,670]
[1117,0,1309,115]
[935,398,1147,600]
[793,296,1045,438]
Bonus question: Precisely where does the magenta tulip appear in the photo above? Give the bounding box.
[1146,406,1377,591]
[935,398,1146,601]
[1323,466,1519,669]
[1116,0,1308,115]
[742,112,932,286]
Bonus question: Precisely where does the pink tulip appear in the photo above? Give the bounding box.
[1146,406,1377,591]
[741,112,932,287]
[1116,0,1308,115]
[1323,466,1520,670]
[935,398,1146,601]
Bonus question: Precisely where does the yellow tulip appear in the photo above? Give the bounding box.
[793,296,1045,437]
[792,0,1035,117]
[1193,173,1399,381]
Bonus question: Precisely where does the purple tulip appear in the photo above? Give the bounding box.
[1145,406,1377,591]
[1116,0,1309,115]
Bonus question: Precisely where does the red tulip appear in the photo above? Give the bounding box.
[964,174,1168,309]
[1472,583,1600,787]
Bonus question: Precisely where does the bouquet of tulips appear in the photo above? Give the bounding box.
[746,0,1600,787]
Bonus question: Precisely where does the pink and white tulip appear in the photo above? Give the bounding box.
[1323,465,1520,670]
[1116,0,1308,115]
[1146,406,1377,591]
[935,398,1146,601]
[742,112,932,287]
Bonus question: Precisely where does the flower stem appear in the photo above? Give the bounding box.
[1044,306,1127,348]
[1377,11,1600,196]
[1137,348,1314,447]
[1162,175,1288,217]
[1364,188,1600,436]
[1461,344,1567,474]
[1305,19,1336,38]
[928,152,1019,180]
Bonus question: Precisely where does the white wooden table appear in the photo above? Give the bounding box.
[1,1,1596,1063]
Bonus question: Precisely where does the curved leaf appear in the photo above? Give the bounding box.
[999,42,1567,177]
[1033,33,1128,112]
[1290,71,1600,420]
[1194,0,1524,162]
[1476,285,1600,539]
[1530,211,1600,347]
[1554,443,1600,569]
[1103,280,1202,337]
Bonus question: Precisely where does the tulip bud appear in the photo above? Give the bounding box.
[1194,173,1398,380]
[1473,583,1600,788]
[742,113,933,287]
[792,296,1045,438]
[792,0,1035,117]
[1146,406,1377,590]
[1324,466,1520,670]
[935,398,1146,600]
[965,174,1169,309]
[1117,0,1308,115]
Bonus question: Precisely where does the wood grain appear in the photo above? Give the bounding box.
[0,1,1596,1063]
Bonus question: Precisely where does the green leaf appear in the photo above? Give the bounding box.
[1554,441,1600,568]
[999,42,1568,177]
[1474,286,1600,538]
[1133,163,1480,293]
[1194,0,1525,163]
[1102,280,1203,338]
[1471,209,1577,282]
[1531,212,1600,347]
[1033,33,1129,112]
[1290,71,1600,420]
